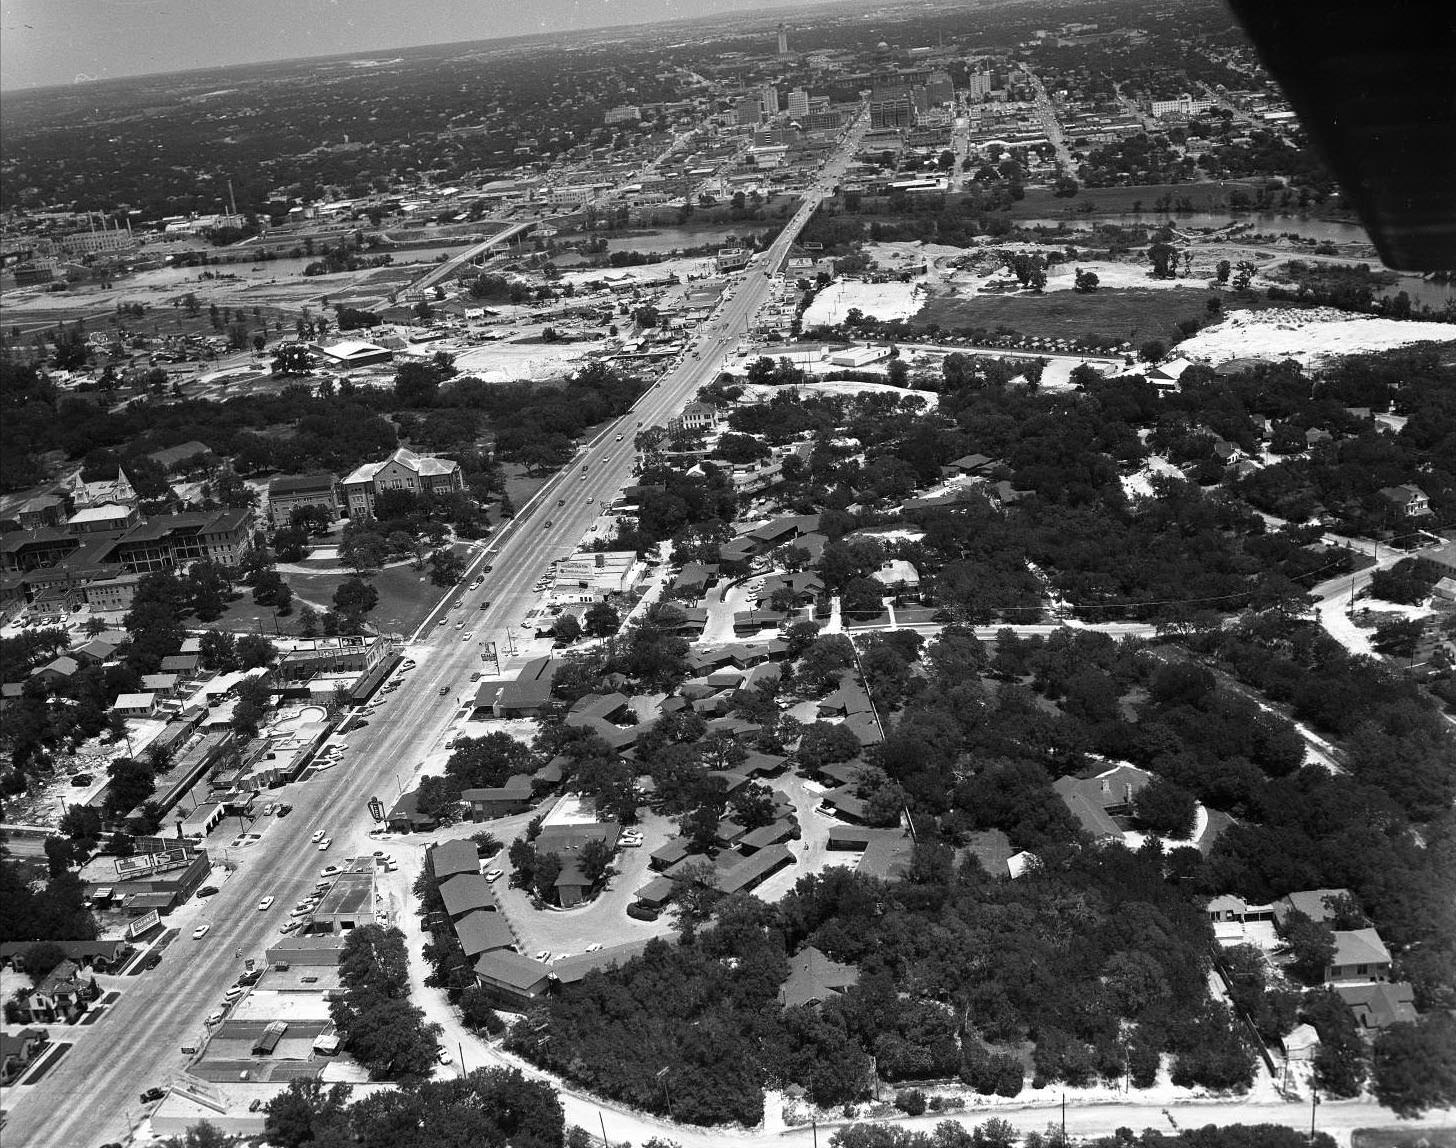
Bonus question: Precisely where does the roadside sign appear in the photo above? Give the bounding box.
[126,909,162,939]
[367,796,385,823]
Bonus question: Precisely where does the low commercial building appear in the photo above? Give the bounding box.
[463,775,534,820]
[309,865,376,934]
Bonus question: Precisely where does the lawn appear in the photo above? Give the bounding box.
[913,287,1277,345]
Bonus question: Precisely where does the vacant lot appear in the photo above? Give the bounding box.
[914,287,1275,344]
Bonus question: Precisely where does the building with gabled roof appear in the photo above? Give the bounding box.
[454,910,516,958]
[473,950,551,1007]
[342,447,464,519]
[439,873,498,918]
[1326,928,1392,984]
[1334,982,1417,1032]
[779,946,859,1008]
[429,839,479,880]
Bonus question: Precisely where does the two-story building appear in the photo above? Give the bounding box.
[342,448,465,519]
[267,473,341,527]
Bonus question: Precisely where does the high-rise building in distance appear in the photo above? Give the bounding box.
[787,88,811,118]
[777,23,789,56]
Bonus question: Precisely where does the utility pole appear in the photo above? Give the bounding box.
[1309,1088,1319,1142]
[599,1110,610,1147]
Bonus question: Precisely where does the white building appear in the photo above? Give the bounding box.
[787,88,810,118]
[552,551,641,601]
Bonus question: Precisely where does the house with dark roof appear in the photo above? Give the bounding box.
[650,839,691,871]
[386,788,438,833]
[535,822,621,907]
[1378,484,1431,518]
[492,658,557,718]
[439,873,498,918]
[1334,982,1418,1032]
[454,910,516,958]
[551,938,659,987]
[1051,764,1151,841]
[716,843,795,895]
[1,1028,48,1085]
[671,563,720,598]
[429,839,479,880]
[473,950,551,1007]
[778,946,859,1008]
[1273,888,1354,927]
[20,959,97,1023]
[462,774,534,820]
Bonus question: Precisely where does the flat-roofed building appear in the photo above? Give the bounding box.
[310,866,375,934]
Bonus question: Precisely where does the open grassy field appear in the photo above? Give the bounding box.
[913,287,1276,344]
[1005,181,1263,220]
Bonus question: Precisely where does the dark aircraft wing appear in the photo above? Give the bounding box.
[1227,0,1456,270]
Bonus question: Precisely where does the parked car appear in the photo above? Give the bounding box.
[196,885,219,897]
[534,951,552,962]
[192,924,211,940]
[436,1048,452,1066]
[276,804,293,816]
[257,895,275,911]
[279,921,300,934]
[320,865,342,878]
[485,869,503,882]
[262,803,276,815]
[204,1011,224,1025]
[585,942,603,952]
[139,1087,166,1104]
[70,774,92,786]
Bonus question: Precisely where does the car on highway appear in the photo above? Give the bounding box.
[455,619,465,629]
[262,802,276,815]
[454,598,464,609]
[616,433,623,441]
[479,600,490,610]
[544,519,552,528]
[192,924,211,940]
[557,497,565,506]
[438,617,448,628]
[439,685,450,696]
[318,837,333,851]
[320,864,343,877]
[276,804,293,817]
[462,631,474,641]
[483,565,493,573]
[585,942,603,952]
[401,659,416,670]
[586,496,593,504]
[311,830,326,844]
[257,896,275,911]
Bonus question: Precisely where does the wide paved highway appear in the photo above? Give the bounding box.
[5,116,868,1148]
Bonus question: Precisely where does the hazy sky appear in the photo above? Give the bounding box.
[0,0,826,91]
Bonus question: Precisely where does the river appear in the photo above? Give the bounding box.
[1018,212,1454,311]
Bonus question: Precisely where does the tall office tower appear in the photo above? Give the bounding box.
[787,87,811,118]
[777,23,789,56]
[760,85,780,115]
[736,96,763,126]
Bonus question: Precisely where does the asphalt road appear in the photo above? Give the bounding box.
[2,117,869,1148]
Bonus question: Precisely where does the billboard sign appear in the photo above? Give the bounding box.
[367,796,385,823]
[114,846,194,878]
[126,909,162,938]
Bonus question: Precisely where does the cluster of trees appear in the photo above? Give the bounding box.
[263,1070,564,1148]
[330,925,441,1081]
[508,839,1248,1126]
[829,1123,1337,1148]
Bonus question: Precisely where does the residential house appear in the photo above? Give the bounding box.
[535,822,621,907]
[1378,484,1432,518]
[778,946,859,1008]
[113,691,157,718]
[1334,982,1418,1033]
[1051,764,1152,841]
[1272,888,1354,927]
[0,1029,48,1084]
[1325,929,1392,984]
[716,843,795,895]
[21,960,97,1023]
